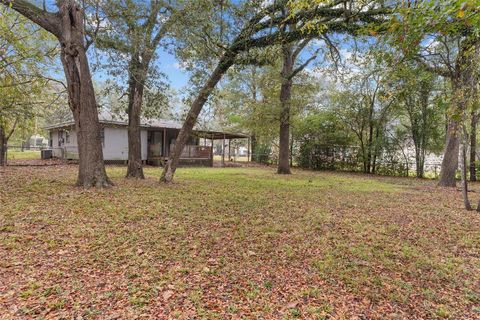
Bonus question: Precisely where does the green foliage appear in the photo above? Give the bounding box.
[295,110,355,146]
[214,61,318,156]
[327,51,395,172]
[389,61,445,154]
[0,8,57,145]
[295,110,356,169]
[387,0,480,117]
[252,143,272,164]
[292,42,447,176]
[92,0,174,118]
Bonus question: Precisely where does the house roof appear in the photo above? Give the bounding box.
[45,114,249,140]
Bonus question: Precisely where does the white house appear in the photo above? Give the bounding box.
[45,116,248,166]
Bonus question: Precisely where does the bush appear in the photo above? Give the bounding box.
[252,144,272,164]
[297,142,360,171]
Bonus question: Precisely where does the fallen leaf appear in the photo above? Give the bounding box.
[162,290,174,301]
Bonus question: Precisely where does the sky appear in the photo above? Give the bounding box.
[90,49,190,92]
[157,51,190,90]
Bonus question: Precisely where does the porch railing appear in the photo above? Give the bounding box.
[170,145,212,159]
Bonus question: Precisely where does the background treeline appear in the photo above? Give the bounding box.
[215,47,446,178]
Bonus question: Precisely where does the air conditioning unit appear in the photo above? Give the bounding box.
[41,149,52,159]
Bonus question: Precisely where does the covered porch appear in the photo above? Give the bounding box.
[146,128,249,167]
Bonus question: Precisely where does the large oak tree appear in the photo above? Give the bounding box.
[392,0,480,187]
[1,0,111,187]
[277,34,319,174]
[94,0,180,179]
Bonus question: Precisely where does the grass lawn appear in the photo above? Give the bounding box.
[6,150,40,160]
[0,166,479,319]
[213,155,249,162]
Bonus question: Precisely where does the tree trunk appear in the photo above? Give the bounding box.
[359,141,367,173]
[414,145,425,178]
[439,42,477,188]
[469,111,477,181]
[249,68,258,163]
[413,125,426,178]
[417,85,429,178]
[366,114,374,174]
[160,51,236,182]
[58,0,111,187]
[277,45,294,175]
[439,118,460,187]
[290,132,294,167]
[126,82,144,179]
[125,61,147,179]
[0,125,6,166]
[439,76,462,187]
[371,127,380,174]
[460,125,472,210]
[251,135,257,162]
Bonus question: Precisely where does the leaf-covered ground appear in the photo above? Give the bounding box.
[0,165,479,319]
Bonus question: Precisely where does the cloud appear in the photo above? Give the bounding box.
[172,62,187,71]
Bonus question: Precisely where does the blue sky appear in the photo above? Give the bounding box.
[90,49,190,92]
[156,51,190,90]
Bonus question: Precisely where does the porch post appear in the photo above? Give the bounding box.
[247,137,250,162]
[210,133,214,167]
[235,143,238,162]
[222,134,225,167]
[163,128,167,157]
[228,139,231,162]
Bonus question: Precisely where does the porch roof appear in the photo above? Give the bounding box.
[45,117,249,140]
[191,130,249,140]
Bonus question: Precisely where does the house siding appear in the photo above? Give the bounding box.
[50,129,78,159]
[50,127,148,161]
[141,130,147,160]
[103,127,127,160]
[50,131,60,157]
[103,127,148,161]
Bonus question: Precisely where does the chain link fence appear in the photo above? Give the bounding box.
[4,144,444,178]
[3,145,78,165]
[296,144,443,178]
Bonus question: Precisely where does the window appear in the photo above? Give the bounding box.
[65,131,70,144]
